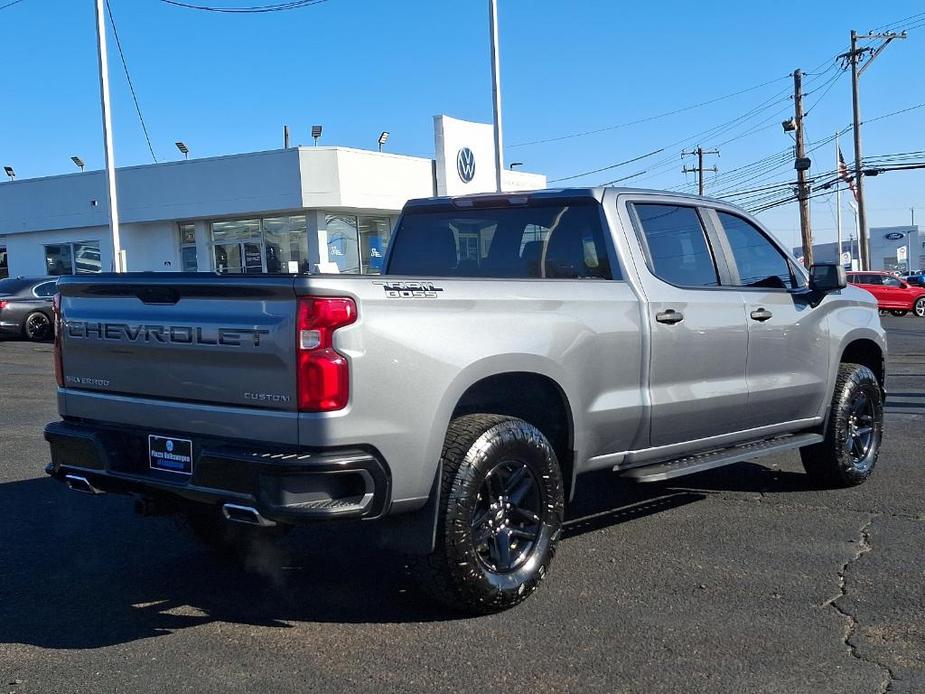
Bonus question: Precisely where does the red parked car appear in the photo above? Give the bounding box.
[847,271,925,317]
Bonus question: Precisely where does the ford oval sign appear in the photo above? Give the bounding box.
[457,147,476,183]
[885,232,906,240]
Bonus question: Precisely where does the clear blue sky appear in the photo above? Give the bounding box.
[1,0,923,249]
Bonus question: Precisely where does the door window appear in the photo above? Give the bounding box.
[716,212,795,289]
[633,204,718,287]
[882,276,903,288]
[0,246,7,279]
[178,224,198,271]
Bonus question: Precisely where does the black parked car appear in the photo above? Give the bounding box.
[0,277,58,341]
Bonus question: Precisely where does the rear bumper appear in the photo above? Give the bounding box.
[44,419,391,523]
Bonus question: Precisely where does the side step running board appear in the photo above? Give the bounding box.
[620,433,824,483]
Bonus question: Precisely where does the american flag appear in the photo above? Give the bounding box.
[838,147,859,203]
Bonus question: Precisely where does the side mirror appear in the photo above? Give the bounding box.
[809,263,847,293]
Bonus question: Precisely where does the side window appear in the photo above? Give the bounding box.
[883,276,902,287]
[864,274,883,285]
[33,281,57,298]
[717,212,794,289]
[633,204,718,287]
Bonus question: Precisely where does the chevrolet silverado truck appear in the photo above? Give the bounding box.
[45,187,886,613]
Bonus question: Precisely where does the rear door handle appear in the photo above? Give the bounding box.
[656,309,684,325]
[750,308,773,322]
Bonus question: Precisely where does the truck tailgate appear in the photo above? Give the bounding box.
[58,275,298,412]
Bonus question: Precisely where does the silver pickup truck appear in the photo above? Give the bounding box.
[45,187,886,613]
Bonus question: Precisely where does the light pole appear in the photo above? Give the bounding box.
[94,0,124,272]
[488,0,504,192]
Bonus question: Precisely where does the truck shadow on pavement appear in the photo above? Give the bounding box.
[0,461,810,649]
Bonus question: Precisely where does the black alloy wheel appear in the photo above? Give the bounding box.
[23,311,51,341]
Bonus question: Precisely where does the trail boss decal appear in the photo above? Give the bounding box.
[373,281,444,299]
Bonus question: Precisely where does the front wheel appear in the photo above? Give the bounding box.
[914,297,925,317]
[800,363,883,487]
[415,414,565,614]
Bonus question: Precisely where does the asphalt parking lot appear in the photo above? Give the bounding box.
[1,317,923,694]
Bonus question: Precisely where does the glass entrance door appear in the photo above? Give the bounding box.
[214,242,265,274]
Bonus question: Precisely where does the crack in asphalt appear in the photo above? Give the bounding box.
[821,515,896,694]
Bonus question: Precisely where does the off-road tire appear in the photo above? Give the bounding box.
[800,363,883,487]
[414,414,565,614]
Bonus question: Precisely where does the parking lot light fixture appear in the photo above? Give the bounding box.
[378,131,389,151]
[71,156,85,171]
[3,166,14,181]
[312,125,323,146]
[175,142,190,159]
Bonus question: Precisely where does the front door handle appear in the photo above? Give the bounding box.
[656,309,684,325]
[750,308,773,322]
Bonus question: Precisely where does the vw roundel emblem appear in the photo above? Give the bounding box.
[456,147,476,183]
[165,439,174,452]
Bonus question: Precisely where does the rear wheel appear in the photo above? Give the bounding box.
[914,297,925,317]
[800,363,883,487]
[414,414,565,614]
[889,310,908,317]
[22,311,51,341]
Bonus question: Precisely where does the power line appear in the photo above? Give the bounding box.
[508,74,791,148]
[548,149,664,183]
[0,0,28,9]
[158,0,329,13]
[106,0,158,163]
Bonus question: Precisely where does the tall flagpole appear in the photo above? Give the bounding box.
[835,131,843,266]
[488,0,504,193]
[94,0,124,272]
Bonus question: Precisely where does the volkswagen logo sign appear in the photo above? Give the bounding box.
[165,439,174,452]
[885,232,906,240]
[456,147,476,183]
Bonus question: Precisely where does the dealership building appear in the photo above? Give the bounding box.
[0,116,545,279]
[793,224,923,272]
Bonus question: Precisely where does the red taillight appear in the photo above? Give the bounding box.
[296,297,357,411]
[53,293,64,387]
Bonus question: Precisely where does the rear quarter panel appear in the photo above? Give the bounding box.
[296,276,645,505]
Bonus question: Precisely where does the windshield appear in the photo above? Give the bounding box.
[386,201,613,279]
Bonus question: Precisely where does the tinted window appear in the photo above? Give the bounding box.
[883,276,903,287]
[633,204,718,287]
[863,274,882,285]
[33,281,57,298]
[0,278,31,295]
[386,201,614,279]
[718,212,794,289]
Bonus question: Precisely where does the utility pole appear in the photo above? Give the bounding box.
[835,131,843,267]
[681,146,719,196]
[94,0,123,272]
[488,0,504,193]
[841,30,906,270]
[793,69,813,268]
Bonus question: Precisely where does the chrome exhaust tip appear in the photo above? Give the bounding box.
[64,474,102,495]
[221,503,276,527]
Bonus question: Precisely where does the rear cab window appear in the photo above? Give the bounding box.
[631,204,719,287]
[385,199,616,279]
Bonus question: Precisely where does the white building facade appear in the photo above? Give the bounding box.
[0,116,545,279]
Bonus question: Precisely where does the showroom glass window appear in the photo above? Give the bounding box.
[325,214,360,273]
[0,245,7,279]
[178,224,198,272]
[44,241,101,275]
[264,215,309,273]
[211,219,262,274]
[358,216,392,274]
[633,204,719,287]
